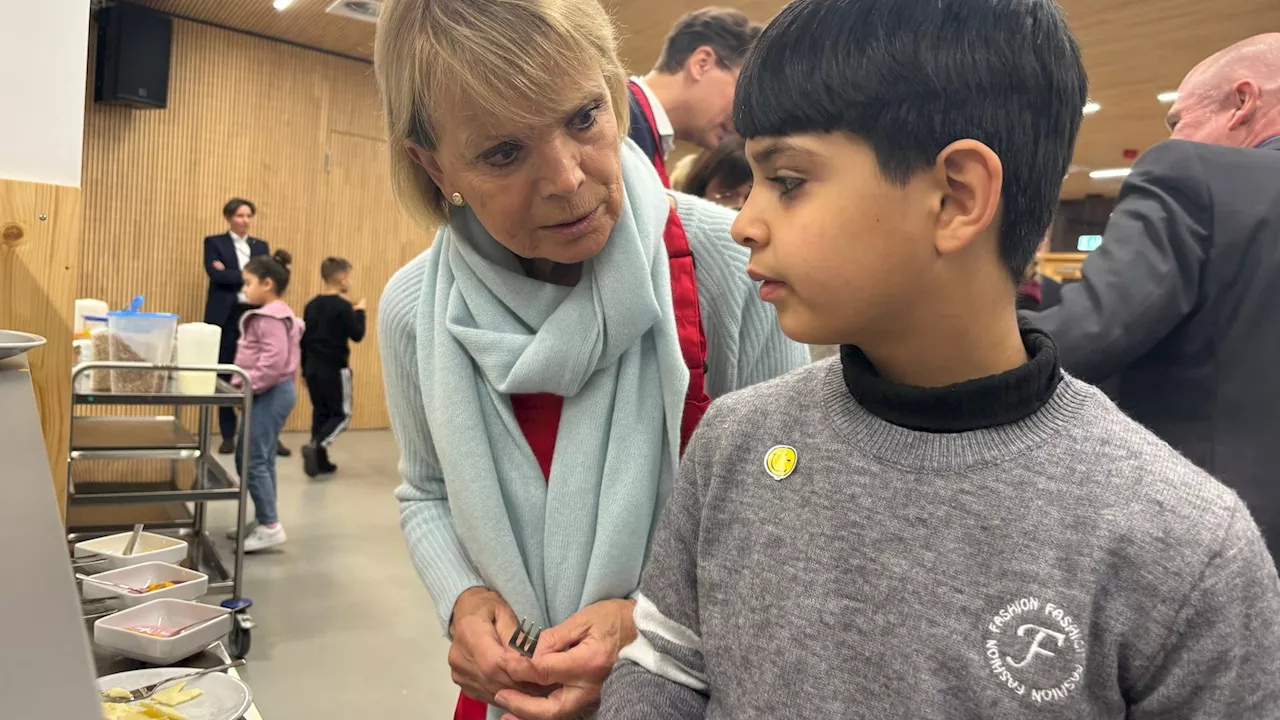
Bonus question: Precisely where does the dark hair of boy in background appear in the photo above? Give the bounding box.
[597,0,1280,717]
[299,257,367,477]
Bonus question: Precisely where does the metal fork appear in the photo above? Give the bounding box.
[71,556,109,569]
[76,573,146,594]
[508,618,542,658]
[101,660,245,703]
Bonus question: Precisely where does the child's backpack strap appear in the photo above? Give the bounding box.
[662,201,711,455]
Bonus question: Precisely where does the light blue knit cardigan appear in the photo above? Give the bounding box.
[380,175,807,636]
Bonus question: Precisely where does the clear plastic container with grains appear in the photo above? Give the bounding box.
[106,310,178,394]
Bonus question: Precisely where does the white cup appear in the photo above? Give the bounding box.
[175,323,222,394]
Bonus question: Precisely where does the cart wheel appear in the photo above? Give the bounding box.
[228,623,251,659]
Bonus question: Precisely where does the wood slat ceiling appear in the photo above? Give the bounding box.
[131,0,379,59]
[129,0,1280,198]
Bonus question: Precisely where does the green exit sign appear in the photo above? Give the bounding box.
[1078,234,1103,251]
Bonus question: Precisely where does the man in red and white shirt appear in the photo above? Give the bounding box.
[626,8,761,186]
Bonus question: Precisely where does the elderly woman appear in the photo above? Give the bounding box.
[374,1,807,719]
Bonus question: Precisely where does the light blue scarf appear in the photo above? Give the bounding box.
[418,140,688,628]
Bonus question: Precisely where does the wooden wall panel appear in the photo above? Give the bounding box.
[0,180,82,509]
[81,19,432,434]
[291,131,421,430]
[132,0,1280,200]
[326,63,386,140]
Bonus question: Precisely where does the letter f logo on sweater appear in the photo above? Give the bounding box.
[984,597,1086,703]
[1007,624,1066,668]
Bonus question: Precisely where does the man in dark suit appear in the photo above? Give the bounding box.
[203,198,290,457]
[1027,33,1280,560]
[626,8,761,185]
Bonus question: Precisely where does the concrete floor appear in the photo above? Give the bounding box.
[208,430,457,720]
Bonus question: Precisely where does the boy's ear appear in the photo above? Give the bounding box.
[933,140,1003,256]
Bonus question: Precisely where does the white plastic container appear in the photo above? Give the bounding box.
[175,322,222,394]
[94,598,231,665]
[106,311,179,393]
[74,298,109,337]
[72,338,92,393]
[80,562,208,607]
[73,532,188,571]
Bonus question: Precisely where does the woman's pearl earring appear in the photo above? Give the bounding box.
[450,192,465,207]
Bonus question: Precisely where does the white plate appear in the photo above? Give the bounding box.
[97,667,252,720]
[0,329,46,360]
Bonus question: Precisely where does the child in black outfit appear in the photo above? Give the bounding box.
[300,257,366,477]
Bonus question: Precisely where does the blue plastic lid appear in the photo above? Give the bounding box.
[107,310,179,319]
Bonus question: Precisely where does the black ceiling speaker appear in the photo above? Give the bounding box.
[95,2,173,108]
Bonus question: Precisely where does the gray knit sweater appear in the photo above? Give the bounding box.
[598,359,1280,719]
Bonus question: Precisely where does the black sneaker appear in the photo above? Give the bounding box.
[276,442,292,457]
[318,446,337,474]
[218,439,235,455]
[301,444,320,478]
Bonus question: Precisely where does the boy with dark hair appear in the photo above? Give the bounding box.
[299,257,366,477]
[597,0,1280,718]
[626,7,761,184]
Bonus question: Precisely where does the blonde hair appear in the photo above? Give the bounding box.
[375,0,631,229]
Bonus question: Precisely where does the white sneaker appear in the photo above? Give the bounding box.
[243,524,287,553]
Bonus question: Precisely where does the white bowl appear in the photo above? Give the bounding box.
[95,598,231,665]
[74,532,188,570]
[81,562,208,607]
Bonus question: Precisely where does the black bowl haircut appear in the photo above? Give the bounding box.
[734,0,1088,281]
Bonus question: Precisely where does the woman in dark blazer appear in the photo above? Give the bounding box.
[202,198,289,457]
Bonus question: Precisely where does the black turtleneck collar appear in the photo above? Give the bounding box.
[840,323,1062,433]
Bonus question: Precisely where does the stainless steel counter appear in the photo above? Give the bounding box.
[0,353,102,719]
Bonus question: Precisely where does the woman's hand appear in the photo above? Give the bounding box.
[212,260,226,271]
[449,588,544,705]
[496,598,637,720]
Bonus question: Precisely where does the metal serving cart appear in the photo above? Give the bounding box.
[67,361,256,658]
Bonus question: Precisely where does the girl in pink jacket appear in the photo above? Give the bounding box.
[233,249,304,553]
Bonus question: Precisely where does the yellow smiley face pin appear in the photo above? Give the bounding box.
[764,445,798,481]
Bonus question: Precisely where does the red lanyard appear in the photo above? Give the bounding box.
[662,206,709,454]
[627,80,670,188]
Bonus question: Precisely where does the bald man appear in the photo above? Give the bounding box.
[1028,33,1280,563]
